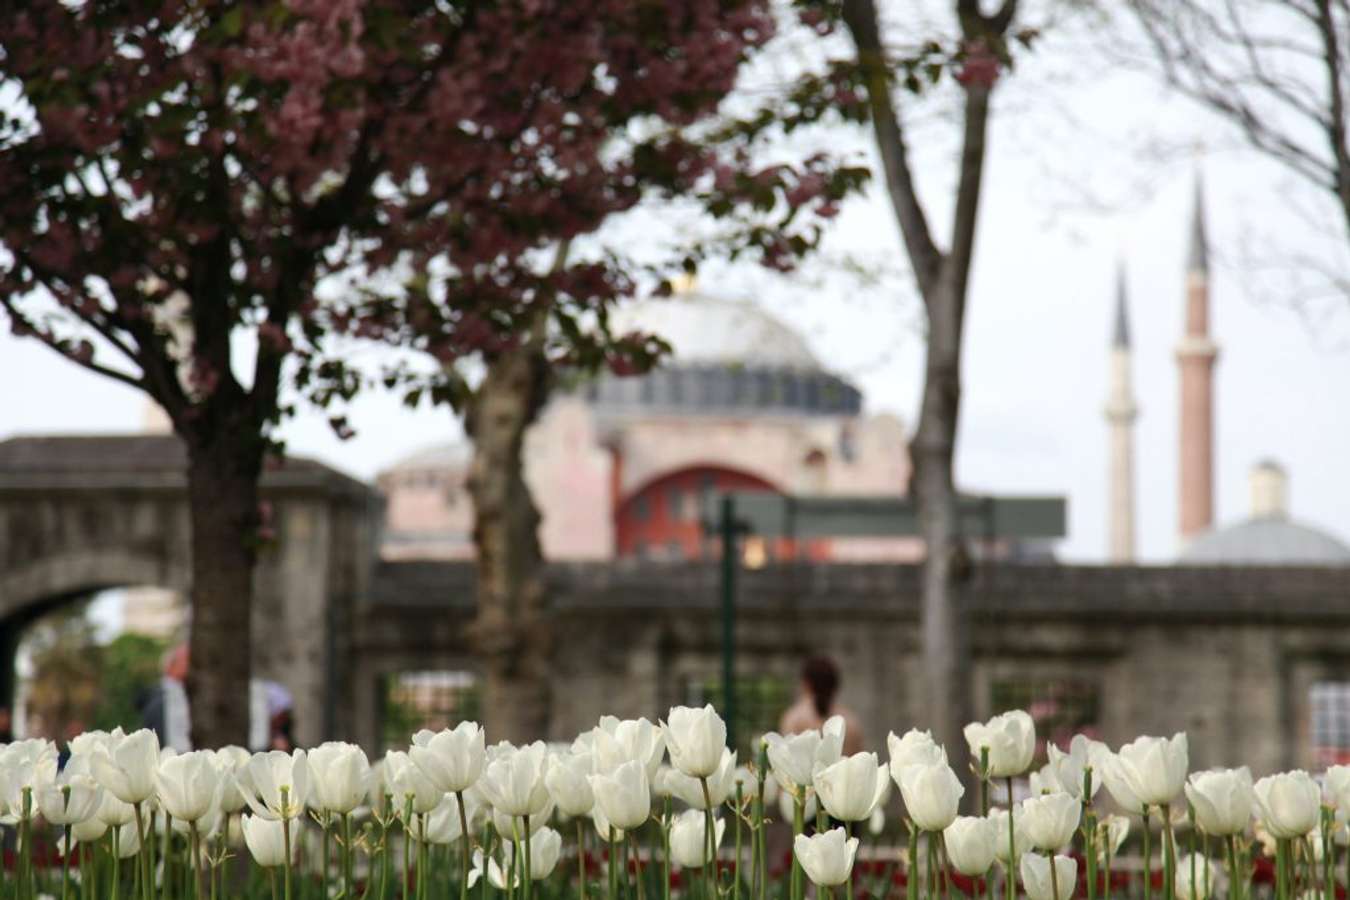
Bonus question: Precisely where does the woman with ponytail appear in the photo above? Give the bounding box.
[777,655,864,754]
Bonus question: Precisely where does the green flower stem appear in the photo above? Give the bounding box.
[701,778,717,900]
[344,813,355,900]
[270,868,280,900]
[734,784,743,900]
[661,798,671,900]
[402,797,414,900]
[192,822,203,900]
[628,832,646,900]
[1005,779,1017,900]
[456,793,471,900]
[980,749,990,817]
[61,823,71,900]
[578,818,591,900]
[1224,835,1238,900]
[1322,809,1334,900]
[906,823,918,900]
[112,824,122,900]
[282,789,294,900]
[418,815,429,900]
[132,803,149,900]
[523,815,533,900]
[1142,807,1153,900]
[927,831,937,900]
[607,828,618,900]
[792,796,805,900]
[754,761,766,900]
[161,812,171,900]
[479,825,491,900]
[322,816,331,900]
[1161,803,1176,900]
[1103,828,1113,900]
[21,789,32,900]
[1083,769,1096,900]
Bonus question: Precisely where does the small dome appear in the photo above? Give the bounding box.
[1181,517,1350,566]
[611,293,822,370]
[383,441,472,473]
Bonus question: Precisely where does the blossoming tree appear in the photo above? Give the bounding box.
[0,2,862,745]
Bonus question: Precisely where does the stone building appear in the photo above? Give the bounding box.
[377,291,923,564]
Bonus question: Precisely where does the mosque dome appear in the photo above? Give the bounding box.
[586,291,862,418]
[1180,462,1350,566]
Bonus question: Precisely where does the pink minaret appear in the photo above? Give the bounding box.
[1177,175,1220,543]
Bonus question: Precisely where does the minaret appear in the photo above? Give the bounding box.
[1105,264,1138,563]
[1177,175,1220,543]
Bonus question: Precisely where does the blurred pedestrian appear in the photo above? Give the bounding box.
[778,655,864,754]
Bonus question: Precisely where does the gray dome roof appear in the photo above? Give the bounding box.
[1181,517,1350,566]
[610,294,822,370]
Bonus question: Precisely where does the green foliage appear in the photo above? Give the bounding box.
[91,633,167,733]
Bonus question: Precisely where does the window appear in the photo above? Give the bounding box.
[379,670,481,753]
[1311,683,1350,766]
[633,495,651,522]
[686,674,793,757]
[990,676,1101,762]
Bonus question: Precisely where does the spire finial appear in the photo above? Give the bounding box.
[1187,170,1208,274]
[1113,262,1130,348]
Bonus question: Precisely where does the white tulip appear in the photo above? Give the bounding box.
[504,827,563,881]
[814,752,889,823]
[764,717,845,792]
[37,773,103,826]
[732,765,778,807]
[1020,853,1077,900]
[888,729,947,772]
[1043,736,1105,800]
[1098,815,1130,860]
[664,749,738,810]
[71,816,108,845]
[1097,750,1146,815]
[236,750,309,820]
[945,816,998,876]
[1254,771,1321,839]
[114,820,142,858]
[591,803,625,843]
[69,729,124,758]
[964,712,1036,778]
[91,729,160,805]
[1020,792,1082,852]
[212,747,251,814]
[988,807,1029,864]
[1113,734,1189,807]
[546,751,595,817]
[156,750,222,824]
[589,760,650,831]
[478,742,552,818]
[412,794,468,845]
[794,827,858,887]
[410,722,486,794]
[1325,766,1350,811]
[897,761,964,832]
[96,790,136,827]
[663,705,727,778]
[0,739,59,820]
[385,751,443,816]
[670,809,727,868]
[307,742,371,815]
[242,814,300,867]
[492,796,556,839]
[1185,768,1254,837]
[586,718,666,779]
[1175,854,1217,900]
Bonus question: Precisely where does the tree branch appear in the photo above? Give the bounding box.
[842,0,945,299]
[0,294,145,392]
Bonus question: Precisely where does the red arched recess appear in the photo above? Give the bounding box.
[615,465,830,562]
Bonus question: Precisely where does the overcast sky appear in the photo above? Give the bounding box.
[2,8,1348,565]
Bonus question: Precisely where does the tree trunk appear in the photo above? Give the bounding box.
[465,335,552,744]
[184,439,262,749]
[911,273,974,763]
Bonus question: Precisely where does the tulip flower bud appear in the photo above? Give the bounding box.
[71,816,108,845]
[91,730,159,805]
[897,761,964,832]
[1020,792,1081,852]
[665,749,738,810]
[1175,854,1217,900]
[385,750,442,816]
[478,742,552,818]
[588,717,667,779]
[765,718,846,793]
[1113,733,1189,806]
[778,782,817,825]
[1098,815,1130,860]
[663,705,728,778]
[1044,735,1105,800]
[944,816,998,876]
[964,712,1035,779]
[237,749,310,820]
[156,750,222,824]
[669,809,726,868]
[1020,853,1077,900]
[38,773,103,827]
[492,796,555,839]
[1185,767,1254,837]
[589,759,651,831]
[1324,765,1350,811]
[212,747,251,814]
[410,721,486,794]
[888,729,947,773]
[794,827,859,887]
[1254,770,1321,839]
[242,815,300,867]
[308,742,371,815]
[813,751,889,824]
[988,807,1029,864]
[546,751,596,818]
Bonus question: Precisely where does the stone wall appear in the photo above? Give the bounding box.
[354,560,1350,774]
